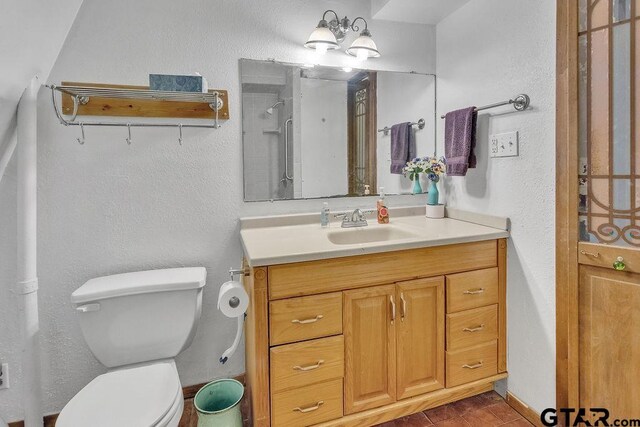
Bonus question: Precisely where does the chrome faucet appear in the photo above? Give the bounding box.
[335,208,375,228]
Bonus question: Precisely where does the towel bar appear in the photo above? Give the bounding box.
[378,118,425,135]
[440,94,530,119]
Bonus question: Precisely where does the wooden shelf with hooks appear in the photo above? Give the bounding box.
[59,81,229,120]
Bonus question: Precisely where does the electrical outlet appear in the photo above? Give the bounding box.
[490,131,519,158]
[0,363,9,390]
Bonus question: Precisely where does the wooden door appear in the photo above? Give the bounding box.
[556,0,640,410]
[579,265,640,419]
[396,277,445,400]
[343,285,396,414]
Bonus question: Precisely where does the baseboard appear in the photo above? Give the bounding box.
[8,414,57,427]
[8,373,246,427]
[506,392,544,427]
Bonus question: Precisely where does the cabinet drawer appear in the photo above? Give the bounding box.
[271,379,343,426]
[268,240,498,299]
[446,340,498,387]
[270,336,344,393]
[447,305,498,351]
[446,268,499,313]
[270,292,342,346]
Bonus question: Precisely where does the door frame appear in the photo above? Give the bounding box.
[555,0,580,410]
[556,0,640,409]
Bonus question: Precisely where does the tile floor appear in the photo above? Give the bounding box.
[375,391,534,427]
[179,391,533,427]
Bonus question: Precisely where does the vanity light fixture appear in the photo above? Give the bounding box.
[304,10,380,59]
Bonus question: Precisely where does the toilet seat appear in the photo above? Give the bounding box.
[56,360,182,427]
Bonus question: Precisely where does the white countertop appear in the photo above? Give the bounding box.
[240,206,509,267]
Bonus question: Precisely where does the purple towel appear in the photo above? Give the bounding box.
[444,107,477,176]
[390,122,415,174]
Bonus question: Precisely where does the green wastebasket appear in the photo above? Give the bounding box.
[194,379,244,427]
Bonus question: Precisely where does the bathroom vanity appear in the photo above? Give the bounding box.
[240,207,509,427]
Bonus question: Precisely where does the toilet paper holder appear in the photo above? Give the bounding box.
[228,267,249,280]
[218,267,250,365]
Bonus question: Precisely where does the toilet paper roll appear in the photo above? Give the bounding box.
[217,280,249,318]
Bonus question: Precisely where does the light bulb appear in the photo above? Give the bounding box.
[356,48,368,61]
[316,43,328,55]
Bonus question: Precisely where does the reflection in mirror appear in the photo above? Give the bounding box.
[240,59,436,201]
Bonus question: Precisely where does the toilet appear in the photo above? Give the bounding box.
[56,267,207,427]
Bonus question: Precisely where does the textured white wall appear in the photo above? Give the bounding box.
[0,0,84,168]
[436,0,556,413]
[0,0,436,421]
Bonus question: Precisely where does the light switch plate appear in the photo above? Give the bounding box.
[490,131,519,158]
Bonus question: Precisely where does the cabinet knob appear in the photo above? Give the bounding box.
[613,256,626,271]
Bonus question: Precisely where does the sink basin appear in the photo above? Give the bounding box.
[327,226,417,245]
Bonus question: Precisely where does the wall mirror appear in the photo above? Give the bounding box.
[240,59,436,201]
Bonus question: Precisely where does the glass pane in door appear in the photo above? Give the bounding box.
[579,0,640,247]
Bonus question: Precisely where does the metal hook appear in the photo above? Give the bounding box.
[126,123,132,145]
[77,122,85,145]
[178,123,183,146]
[208,92,221,129]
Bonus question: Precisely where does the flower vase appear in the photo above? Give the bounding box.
[412,179,423,194]
[427,179,439,205]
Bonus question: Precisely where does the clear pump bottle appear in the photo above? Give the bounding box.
[320,202,330,227]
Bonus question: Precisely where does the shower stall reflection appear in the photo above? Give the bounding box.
[241,65,295,200]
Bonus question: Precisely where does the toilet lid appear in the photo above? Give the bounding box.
[56,360,180,427]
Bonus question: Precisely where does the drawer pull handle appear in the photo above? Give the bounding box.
[580,249,600,258]
[400,292,407,321]
[463,324,485,333]
[293,401,324,413]
[293,360,324,371]
[462,361,484,369]
[464,288,485,295]
[291,315,323,324]
[390,295,396,324]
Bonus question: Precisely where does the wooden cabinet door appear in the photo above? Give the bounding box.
[396,277,445,400]
[579,266,640,419]
[343,285,396,414]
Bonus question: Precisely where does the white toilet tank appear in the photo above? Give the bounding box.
[71,267,207,368]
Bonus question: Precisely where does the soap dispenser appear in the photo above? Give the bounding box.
[320,202,330,228]
[377,187,390,224]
